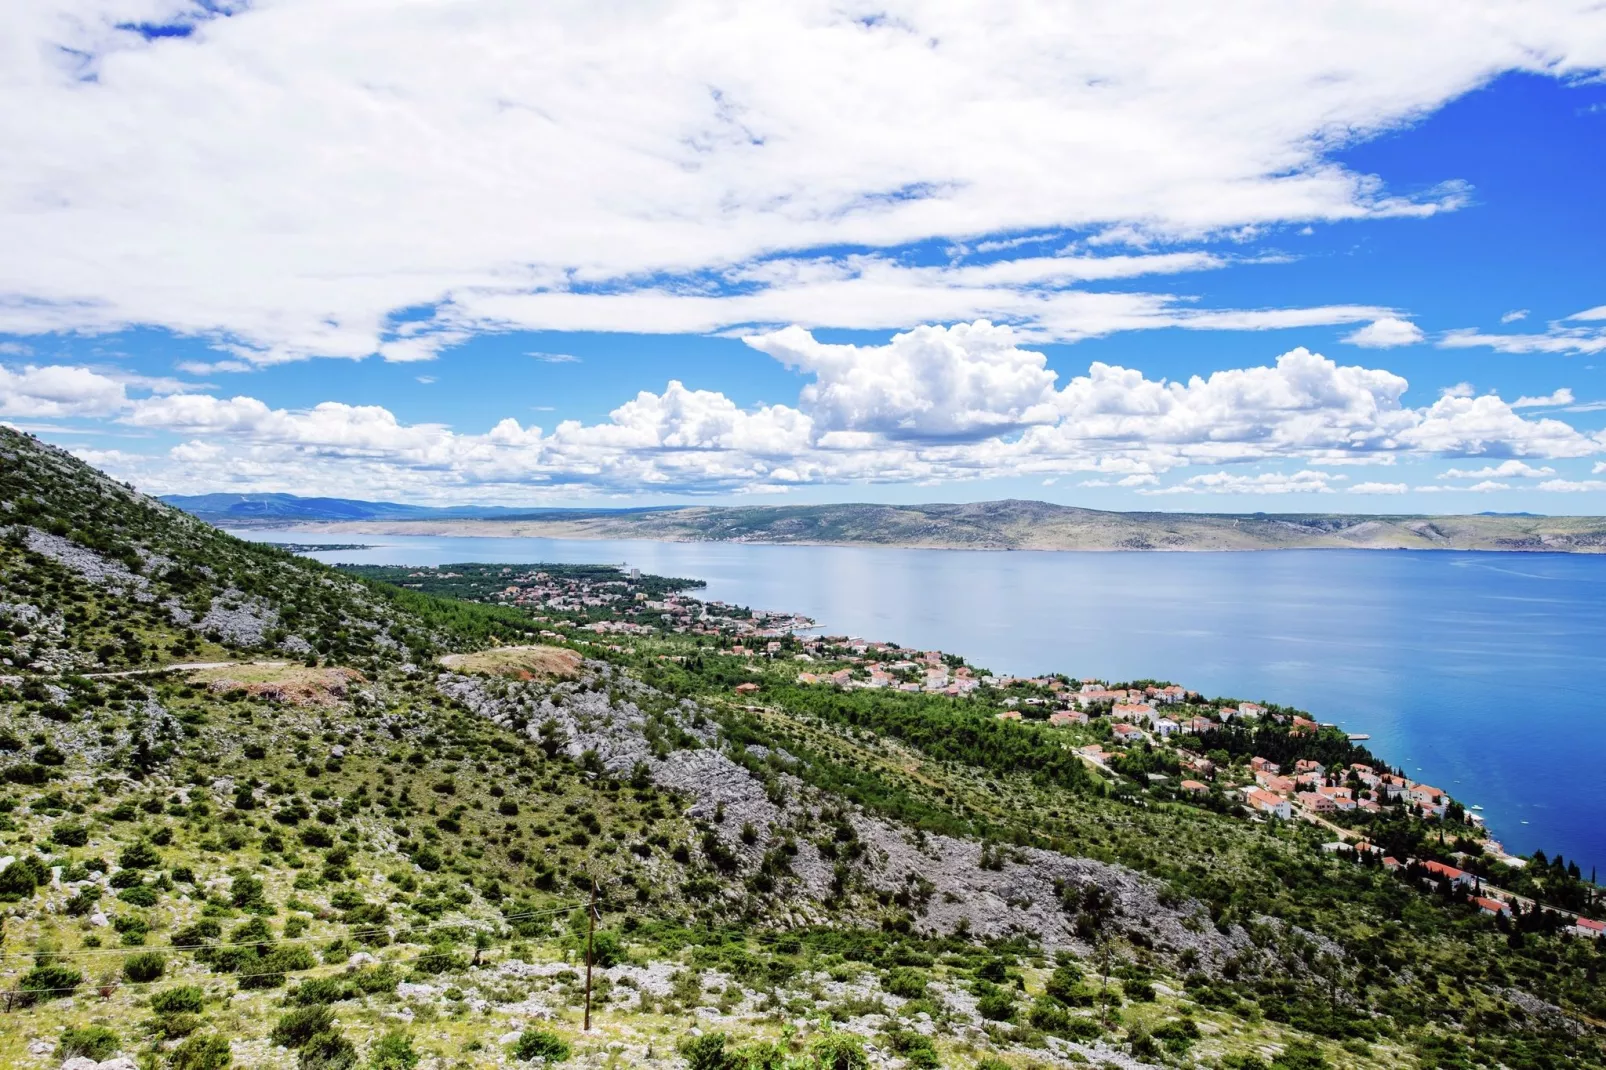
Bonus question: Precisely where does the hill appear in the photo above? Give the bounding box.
[166,495,1606,552]
[160,493,677,528]
[2,426,1604,1070]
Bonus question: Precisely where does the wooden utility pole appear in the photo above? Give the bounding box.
[583,877,597,1031]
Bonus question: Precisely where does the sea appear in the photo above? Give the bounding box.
[238,530,1606,875]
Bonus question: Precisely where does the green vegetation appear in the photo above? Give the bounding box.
[1,427,1603,1069]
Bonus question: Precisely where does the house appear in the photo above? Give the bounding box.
[1298,791,1336,813]
[1290,716,1318,735]
[1250,757,1280,775]
[1246,789,1292,819]
[1158,685,1187,704]
[1573,918,1605,939]
[1409,784,1448,806]
[1179,779,1209,795]
[1112,723,1146,744]
[996,709,1022,721]
[1077,744,1111,762]
[1153,717,1180,738]
[1474,897,1511,917]
[734,682,761,695]
[1382,856,1401,871]
[1111,702,1157,723]
[1186,716,1217,735]
[1317,785,1356,811]
[1422,860,1474,888]
[1217,706,1240,721]
[1294,759,1325,775]
[1238,702,1266,718]
[796,672,820,684]
[1255,771,1296,794]
[1048,710,1088,727]
[1320,841,1353,853]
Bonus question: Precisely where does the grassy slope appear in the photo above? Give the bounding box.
[2,429,1604,1070]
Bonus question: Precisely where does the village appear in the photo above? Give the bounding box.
[422,567,1603,938]
[773,634,1606,936]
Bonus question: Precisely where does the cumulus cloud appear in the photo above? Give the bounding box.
[1466,480,1511,492]
[0,364,127,418]
[1343,317,1424,348]
[745,321,1061,440]
[1501,309,1529,323]
[1,3,1602,359]
[17,327,1606,497]
[1350,481,1408,494]
[1441,382,1475,398]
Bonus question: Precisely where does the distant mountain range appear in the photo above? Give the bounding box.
[160,492,675,524]
[161,492,1606,552]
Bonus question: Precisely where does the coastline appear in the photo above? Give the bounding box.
[258,517,1606,553]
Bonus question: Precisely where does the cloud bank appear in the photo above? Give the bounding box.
[3,2,1604,360]
[6,322,1603,499]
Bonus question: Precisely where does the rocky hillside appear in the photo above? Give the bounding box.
[0,429,1602,1070]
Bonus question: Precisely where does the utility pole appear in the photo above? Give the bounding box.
[583,877,597,1032]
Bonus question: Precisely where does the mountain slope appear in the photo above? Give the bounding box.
[1,429,1602,1070]
[202,495,1606,552]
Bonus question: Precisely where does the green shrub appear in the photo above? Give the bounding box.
[884,967,928,999]
[149,1012,202,1039]
[16,962,81,1005]
[881,1031,938,1069]
[119,839,162,869]
[510,1028,571,1063]
[50,822,89,846]
[58,1024,120,1061]
[170,1034,232,1070]
[240,946,318,990]
[809,1033,868,1070]
[272,1005,335,1048]
[298,1029,357,1070]
[975,986,1015,1022]
[367,1030,420,1070]
[151,984,206,1014]
[123,950,166,982]
[679,1032,730,1070]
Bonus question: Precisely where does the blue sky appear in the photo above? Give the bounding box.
[3,4,1606,511]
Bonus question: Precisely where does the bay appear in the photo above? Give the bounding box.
[239,530,1606,874]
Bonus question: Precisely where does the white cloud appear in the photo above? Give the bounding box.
[1343,317,1424,348]
[1350,481,1408,494]
[1466,480,1511,492]
[1440,325,1606,356]
[22,328,1606,497]
[1501,309,1529,323]
[528,352,581,364]
[415,375,436,385]
[0,364,127,418]
[745,321,1060,440]
[1537,479,1606,493]
[1569,305,1606,322]
[1441,460,1555,479]
[169,439,223,463]
[1441,382,1475,398]
[1511,388,1575,408]
[1595,462,1606,474]
[1,3,1602,358]
[1141,470,1338,495]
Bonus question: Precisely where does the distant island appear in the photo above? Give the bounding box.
[164,493,1606,553]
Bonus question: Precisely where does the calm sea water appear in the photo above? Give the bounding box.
[241,531,1606,874]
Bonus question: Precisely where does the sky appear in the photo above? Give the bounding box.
[3,2,1606,512]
